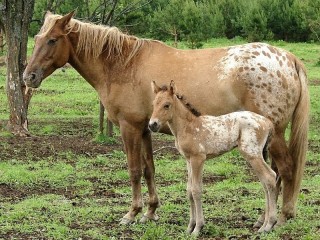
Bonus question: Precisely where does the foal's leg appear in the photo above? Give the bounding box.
[140,129,160,223]
[119,120,144,224]
[269,132,295,226]
[186,161,196,233]
[189,154,206,236]
[254,159,282,229]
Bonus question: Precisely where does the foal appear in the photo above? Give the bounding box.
[149,81,277,235]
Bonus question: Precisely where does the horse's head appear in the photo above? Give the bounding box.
[23,11,75,88]
[149,80,176,132]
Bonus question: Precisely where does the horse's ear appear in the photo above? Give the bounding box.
[169,80,176,95]
[152,81,161,94]
[57,10,76,29]
[45,11,52,19]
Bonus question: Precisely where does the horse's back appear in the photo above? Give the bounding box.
[139,42,303,129]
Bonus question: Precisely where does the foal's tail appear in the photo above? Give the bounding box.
[289,59,310,213]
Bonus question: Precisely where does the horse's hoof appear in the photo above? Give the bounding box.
[139,214,159,223]
[120,217,135,225]
[253,220,264,229]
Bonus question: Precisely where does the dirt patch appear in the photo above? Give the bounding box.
[310,79,320,86]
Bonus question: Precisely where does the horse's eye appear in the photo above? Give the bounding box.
[47,39,57,45]
[164,104,170,109]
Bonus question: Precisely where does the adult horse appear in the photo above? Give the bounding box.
[23,11,309,228]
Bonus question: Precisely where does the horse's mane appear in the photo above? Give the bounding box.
[38,14,145,64]
[159,85,201,117]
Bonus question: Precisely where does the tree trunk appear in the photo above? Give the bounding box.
[0,0,35,136]
[0,24,4,53]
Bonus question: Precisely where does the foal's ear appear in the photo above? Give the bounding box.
[169,80,176,95]
[151,81,161,94]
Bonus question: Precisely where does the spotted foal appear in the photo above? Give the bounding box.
[149,81,277,235]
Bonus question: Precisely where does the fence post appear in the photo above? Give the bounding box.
[99,101,113,137]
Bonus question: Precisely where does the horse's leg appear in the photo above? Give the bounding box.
[119,121,144,224]
[240,151,277,232]
[189,155,206,236]
[269,132,295,226]
[140,129,160,223]
[186,161,196,234]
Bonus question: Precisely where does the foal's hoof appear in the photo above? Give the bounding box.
[139,214,159,224]
[120,217,135,225]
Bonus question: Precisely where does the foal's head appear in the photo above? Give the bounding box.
[149,81,176,132]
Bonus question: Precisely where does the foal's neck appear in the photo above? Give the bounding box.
[168,97,198,136]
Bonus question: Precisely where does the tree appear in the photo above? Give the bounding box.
[0,0,35,136]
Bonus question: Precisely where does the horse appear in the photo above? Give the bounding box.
[23,11,309,228]
[149,80,277,235]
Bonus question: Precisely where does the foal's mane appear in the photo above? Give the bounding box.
[159,85,201,117]
[39,14,146,64]
[176,94,202,117]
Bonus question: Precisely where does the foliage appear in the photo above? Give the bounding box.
[23,0,320,45]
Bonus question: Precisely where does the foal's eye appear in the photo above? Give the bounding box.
[47,39,58,45]
[164,104,170,109]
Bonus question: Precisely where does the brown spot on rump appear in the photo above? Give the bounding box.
[244,66,250,70]
[279,60,283,67]
[260,66,267,72]
[277,70,281,78]
[261,93,267,99]
[267,46,276,54]
[251,68,255,71]
[266,52,271,58]
[269,73,274,78]
[272,111,279,116]
[239,67,244,72]
[286,93,291,99]
[278,108,284,113]
[258,76,262,80]
[267,86,272,92]
[282,55,286,61]
[262,83,267,87]
[252,51,260,56]
[262,51,267,56]
[281,76,288,89]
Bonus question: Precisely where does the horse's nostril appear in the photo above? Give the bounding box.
[30,73,36,80]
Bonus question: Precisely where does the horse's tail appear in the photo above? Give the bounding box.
[289,58,310,212]
[263,121,274,162]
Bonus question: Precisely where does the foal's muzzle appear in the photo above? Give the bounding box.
[148,120,160,132]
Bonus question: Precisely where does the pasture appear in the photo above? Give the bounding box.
[0,38,320,239]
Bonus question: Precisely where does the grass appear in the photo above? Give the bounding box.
[0,38,320,239]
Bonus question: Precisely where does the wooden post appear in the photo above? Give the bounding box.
[99,101,104,134]
[99,101,113,137]
[0,27,3,53]
[107,119,113,137]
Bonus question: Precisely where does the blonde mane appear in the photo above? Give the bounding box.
[39,14,146,64]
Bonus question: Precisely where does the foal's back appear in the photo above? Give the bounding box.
[193,111,273,157]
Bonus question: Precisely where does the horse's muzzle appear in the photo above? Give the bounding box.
[148,120,160,132]
[23,70,42,88]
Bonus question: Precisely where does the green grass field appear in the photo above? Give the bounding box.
[0,39,319,239]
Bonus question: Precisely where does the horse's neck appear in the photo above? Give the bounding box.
[67,31,130,90]
[168,98,197,137]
